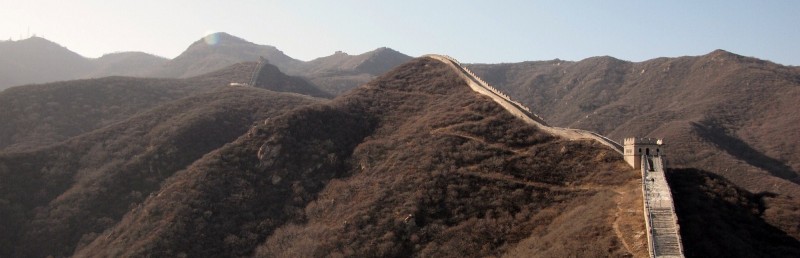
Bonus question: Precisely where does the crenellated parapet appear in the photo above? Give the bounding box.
[624,137,665,169]
[438,55,540,121]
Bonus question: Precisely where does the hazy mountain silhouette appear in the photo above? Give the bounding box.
[0,33,410,95]
[152,32,302,78]
[468,50,800,198]
[300,47,411,75]
[0,37,93,90]
[88,51,168,78]
[301,47,413,95]
[250,60,333,98]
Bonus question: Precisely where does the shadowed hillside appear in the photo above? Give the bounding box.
[74,57,642,257]
[0,87,321,258]
[667,168,800,257]
[468,50,800,198]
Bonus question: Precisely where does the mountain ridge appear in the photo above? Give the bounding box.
[467,49,800,198]
[0,33,412,95]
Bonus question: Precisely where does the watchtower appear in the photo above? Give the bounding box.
[623,137,664,169]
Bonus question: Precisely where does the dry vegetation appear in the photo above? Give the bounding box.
[468,51,800,237]
[72,57,639,257]
[0,87,320,258]
[0,62,260,152]
[2,49,797,257]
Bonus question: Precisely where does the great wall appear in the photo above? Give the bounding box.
[641,155,684,257]
[427,55,684,258]
[426,54,623,153]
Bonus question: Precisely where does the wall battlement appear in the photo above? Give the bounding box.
[624,137,662,145]
[624,137,665,169]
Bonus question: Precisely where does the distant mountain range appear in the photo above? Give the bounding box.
[0,33,412,95]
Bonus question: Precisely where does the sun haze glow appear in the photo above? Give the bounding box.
[203,31,220,46]
[1,0,799,65]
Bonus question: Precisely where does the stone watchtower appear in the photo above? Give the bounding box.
[623,137,664,169]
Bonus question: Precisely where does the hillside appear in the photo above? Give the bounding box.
[0,87,321,258]
[468,50,800,198]
[0,55,796,257]
[0,62,257,152]
[667,168,800,257]
[73,57,643,257]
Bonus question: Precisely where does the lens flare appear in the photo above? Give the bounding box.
[203,32,220,45]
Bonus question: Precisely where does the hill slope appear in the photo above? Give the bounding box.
[667,168,800,257]
[0,87,321,258]
[74,57,642,257]
[468,50,800,197]
[0,62,259,152]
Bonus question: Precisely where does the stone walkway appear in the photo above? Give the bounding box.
[643,156,684,257]
[426,54,623,154]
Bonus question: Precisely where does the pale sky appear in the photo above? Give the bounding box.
[2,0,799,65]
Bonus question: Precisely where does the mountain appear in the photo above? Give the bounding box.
[251,59,333,98]
[301,47,412,75]
[0,61,261,153]
[0,34,410,96]
[69,56,644,257]
[153,32,302,78]
[1,54,797,257]
[149,35,410,95]
[0,87,321,258]
[467,50,800,198]
[301,47,413,95]
[88,52,168,77]
[0,37,93,90]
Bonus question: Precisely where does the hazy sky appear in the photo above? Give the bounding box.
[2,0,799,65]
